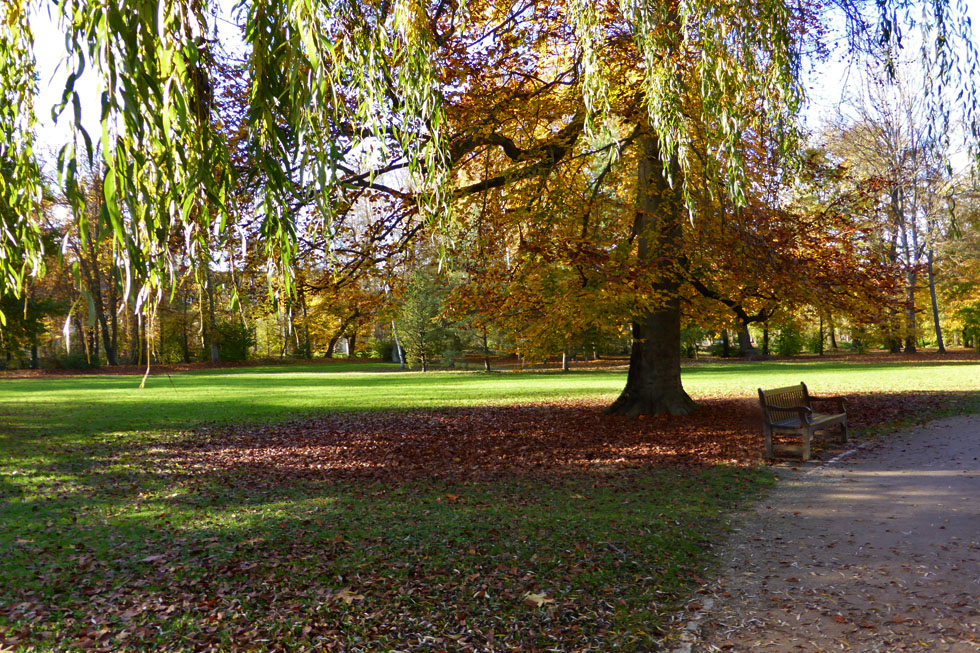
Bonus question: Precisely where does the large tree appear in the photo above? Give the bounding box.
[1,0,977,413]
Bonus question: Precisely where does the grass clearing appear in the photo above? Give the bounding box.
[2,356,979,650]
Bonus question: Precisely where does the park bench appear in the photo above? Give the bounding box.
[758,382,848,461]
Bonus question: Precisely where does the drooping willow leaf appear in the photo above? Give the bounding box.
[0,0,44,310]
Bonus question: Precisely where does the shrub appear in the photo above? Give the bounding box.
[368,337,395,361]
[775,325,804,356]
[43,350,97,370]
[806,330,824,354]
[214,319,256,362]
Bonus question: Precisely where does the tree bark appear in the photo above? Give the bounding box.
[482,328,491,371]
[206,265,219,363]
[904,268,917,353]
[606,129,694,416]
[736,322,757,358]
[927,249,945,353]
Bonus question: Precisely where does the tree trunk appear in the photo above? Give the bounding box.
[562,349,570,372]
[927,250,945,353]
[736,322,757,358]
[762,326,769,357]
[721,330,730,358]
[391,320,405,370]
[904,268,917,354]
[818,317,824,356]
[482,328,491,371]
[347,330,357,356]
[206,265,219,363]
[828,318,838,350]
[606,129,694,416]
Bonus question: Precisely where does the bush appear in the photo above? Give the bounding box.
[806,330,824,354]
[43,350,97,370]
[367,337,395,361]
[214,319,256,362]
[775,325,804,356]
[680,326,707,358]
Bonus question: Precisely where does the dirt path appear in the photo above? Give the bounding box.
[685,414,980,652]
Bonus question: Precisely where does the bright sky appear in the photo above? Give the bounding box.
[30,2,980,171]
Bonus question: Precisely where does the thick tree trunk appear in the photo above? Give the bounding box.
[927,250,945,353]
[828,318,838,350]
[736,322,757,358]
[607,307,694,416]
[606,130,694,416]
[762,326,770,357]
[721,330,730,358]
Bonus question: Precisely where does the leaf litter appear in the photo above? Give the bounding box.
[1,391,969,651]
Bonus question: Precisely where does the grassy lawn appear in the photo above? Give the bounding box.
[2,357,978,650]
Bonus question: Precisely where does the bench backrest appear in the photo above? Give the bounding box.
[758,382,811,424]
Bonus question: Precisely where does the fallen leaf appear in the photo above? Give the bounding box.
[524,592,554,608]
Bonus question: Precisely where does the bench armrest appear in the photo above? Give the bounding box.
[808,396,848,413]
[761,404,811,424]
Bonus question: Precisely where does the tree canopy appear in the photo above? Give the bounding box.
[1,0,978,411]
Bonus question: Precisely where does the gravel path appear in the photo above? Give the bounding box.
[684,414,980,652]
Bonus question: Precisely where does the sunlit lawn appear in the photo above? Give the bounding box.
[1,356,978,650]
[4,355,980,438]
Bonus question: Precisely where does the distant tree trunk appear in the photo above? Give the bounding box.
[181,293,191,363]
[762,323,770,357]
[736,322,757,358]
[829,318,838,350]
[301,292,312,357]
[721,330,730,358]
[562,349,570,371]
[904,268,917,354]
[30,344,38,370]
[326,335,339,358]
[818,317,824,356]
[482,328,491,371]
[206,266,219,363]
[347,330,357,356]
[927,250,945,353]
[391,320,405,370]
[606,129,694,416]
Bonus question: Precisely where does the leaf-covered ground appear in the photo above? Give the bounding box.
[2,361,979,651]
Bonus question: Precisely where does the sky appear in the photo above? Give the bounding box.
[29,2,980,170]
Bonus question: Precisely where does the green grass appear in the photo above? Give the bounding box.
[2,357,979,650]
[4,357,979,439]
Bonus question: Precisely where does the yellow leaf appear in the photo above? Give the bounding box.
[523,592,554,608]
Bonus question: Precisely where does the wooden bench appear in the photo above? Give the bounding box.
[758,382,848,461]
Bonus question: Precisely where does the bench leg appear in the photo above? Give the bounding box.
[801,428,812,462]
[840,417,848,443]
[764,425,773,459]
